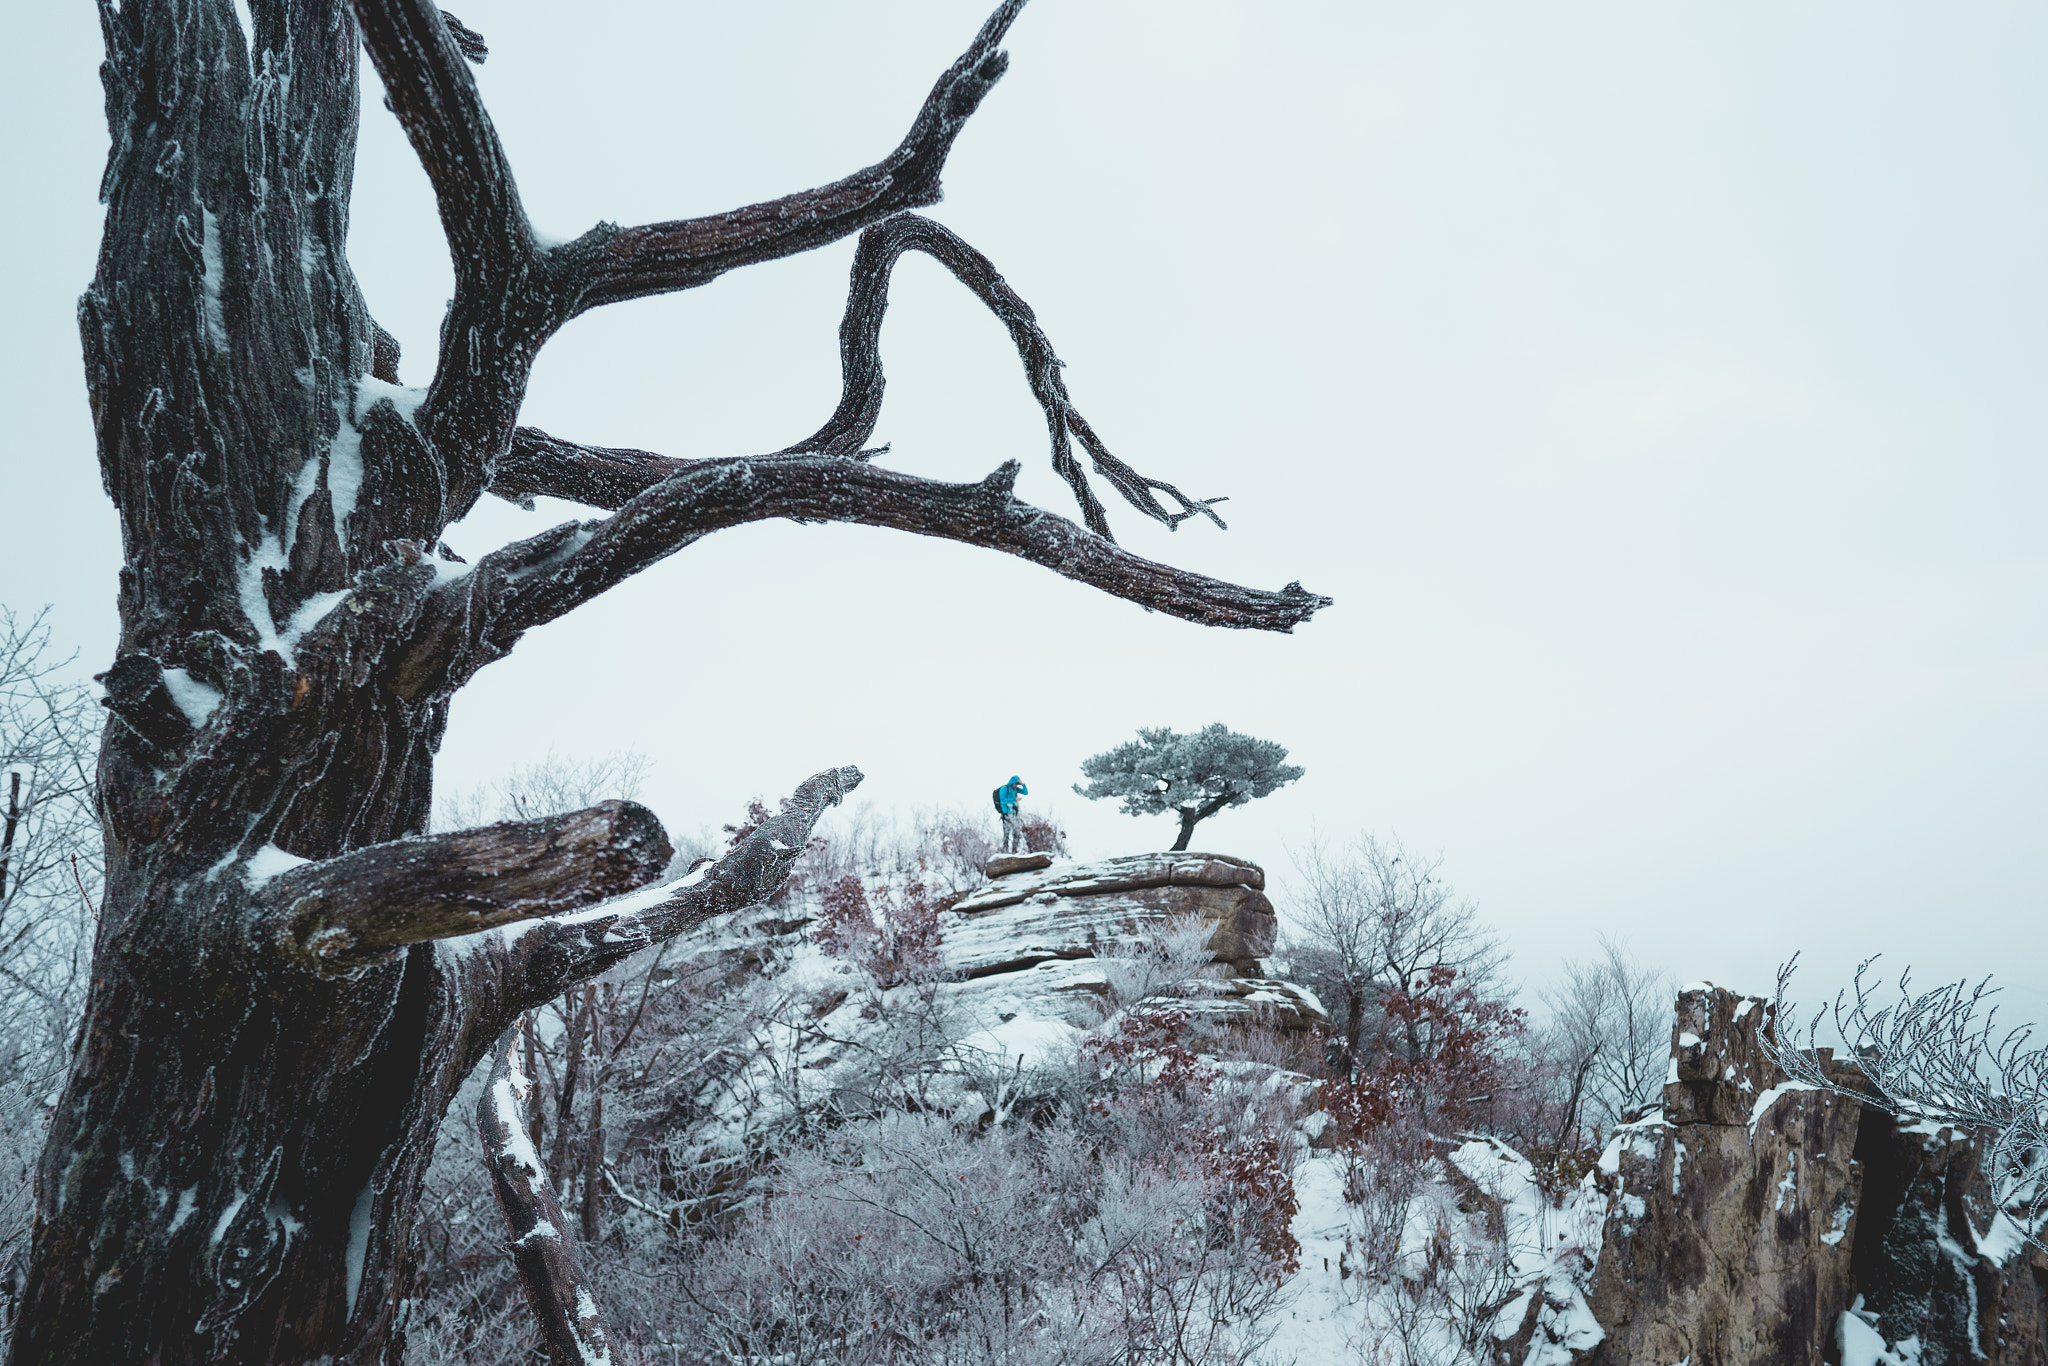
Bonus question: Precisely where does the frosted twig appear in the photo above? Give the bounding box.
[1767,954,2048,1256]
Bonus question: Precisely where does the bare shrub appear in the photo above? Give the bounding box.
[433,748,652,832]
[1284,832,1507,1081]
[0,607,100,1337]
[915,805,998,898]
[1540,935,1672,1139]
[1020,812,1067,856]
[815,873,945,988]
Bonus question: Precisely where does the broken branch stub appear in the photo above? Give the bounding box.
[505,766,863,1011]
[268,800,673,975]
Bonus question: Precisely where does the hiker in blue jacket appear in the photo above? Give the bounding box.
[993,775,1029,853]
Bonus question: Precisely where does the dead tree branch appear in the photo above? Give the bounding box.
[477,1032,614,1366]
[264,800,672,975]
[502,765,862,1014]
[781,214,1227,540]
[574,3,1024,311]
[439,456,1325,674]
[491,428,705,511]
[353,0,1024,515]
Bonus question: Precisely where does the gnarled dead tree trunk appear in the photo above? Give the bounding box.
[13,1,1326,1361]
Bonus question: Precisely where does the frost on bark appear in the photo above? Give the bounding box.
[14,1,1327,1362]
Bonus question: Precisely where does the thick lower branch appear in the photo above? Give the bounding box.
[264,801,673,975]
[477,1034,614,1366]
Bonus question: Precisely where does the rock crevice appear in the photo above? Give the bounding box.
[1579,984,2047,1366]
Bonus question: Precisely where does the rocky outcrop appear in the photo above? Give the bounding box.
[1580,984,2048,1366]
[940,852,1325,1036]
[1586,987,1864,1365]
[1847,1111,2048,1364]
[951,851,1278,973]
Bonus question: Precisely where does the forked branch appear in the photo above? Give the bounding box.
[502,766,862,1012]
[265,801,673,975]
[574,3,1026,310]
[490,216,1236,546]
[354,0,1027,502]
[782,214,1227,541]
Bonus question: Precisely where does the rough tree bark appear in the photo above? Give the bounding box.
[1171,792,1236,851]
[14,1,1328,1362]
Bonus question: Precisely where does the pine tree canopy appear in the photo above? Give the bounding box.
[1073,725,1303,845]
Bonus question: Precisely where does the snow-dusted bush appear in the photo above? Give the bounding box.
[1094,911,1220,1016]
[816,873,945,988]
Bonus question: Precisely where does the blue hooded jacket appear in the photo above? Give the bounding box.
[996,775,1028,814]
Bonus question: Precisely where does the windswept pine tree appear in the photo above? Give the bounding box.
[1075,724,1304,851]
[17,1,1326,1361]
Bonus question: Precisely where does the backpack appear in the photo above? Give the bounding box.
[991,787,1004,815]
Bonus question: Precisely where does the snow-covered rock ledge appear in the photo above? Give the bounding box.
[947,850,1278,974]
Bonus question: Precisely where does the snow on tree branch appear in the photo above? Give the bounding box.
[475,1031,615,1366]
[355,0,1025,522]
[1767,955,2048,1254]
[501,766,862,1013]
[263,800,673,975]
[442,456,1326,660]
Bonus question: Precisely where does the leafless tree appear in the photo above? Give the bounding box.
[20,0,1325,1359]
[1769,957,2047,1255]
[433,749,652,833]
[1540,936,1672,1142]
[0,609,101,1343]
[1285,832,1506,1077]
[0,608,101,1003]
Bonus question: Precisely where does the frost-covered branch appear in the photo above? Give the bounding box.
[476,1032,614,1366]
[357,0,1024,517]
[445,456,1326,664]
[490,428,705,511]
[502,766,862,1013]
[1768,955,2048,1254]
[781,214,1229,541]
[265,800,672,975]
[490,214,1239,545]
[352,0,523,291]
[572,4,1023,312]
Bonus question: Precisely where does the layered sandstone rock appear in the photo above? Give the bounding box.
[941,852,1325,1036]
[952,851,1279,974]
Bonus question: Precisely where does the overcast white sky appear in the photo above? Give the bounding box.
[3,2,2043,1021]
